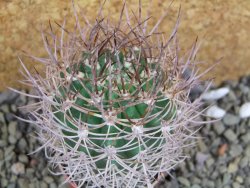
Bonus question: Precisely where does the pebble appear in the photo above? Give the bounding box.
[0,90,19,105]
[223,113,240,126]
[177,177,190,187]
[236,176,243,183]
[202,87,230,100]
[229,145,243,158]
[206,105,226,118]
[224,129,237,142]
[213,121,225,135]
[17,138,28,151]
[18,154,29,163]
[228,162,238,173]
[239,102,250,118]
[232,182,241,188]
[223,173,232,185]
[8,121,17,136]
[44,176,54,184]
[241,132,250,143]
[11,162,25,175]
[239,157,248,168]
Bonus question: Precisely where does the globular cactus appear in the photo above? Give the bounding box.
[14,2,212,188]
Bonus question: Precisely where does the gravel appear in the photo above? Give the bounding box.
[1,75,250,188]
[0,90,68,188]
[156,75,250,188]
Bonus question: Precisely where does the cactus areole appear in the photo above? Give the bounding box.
[17,2,211,188]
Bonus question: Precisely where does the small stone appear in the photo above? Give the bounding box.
[206,105,226,118]
[213,121,225,135]
[8,135,17,144]
[0,149,3,160]
[218,144,228,156]
[40,182,48,188]
[202,87,230,100]
[239,157,248,168]
[223,173,231,185]
[195,152,209,167]
[49,183,57,188]
[239,102,250,118]
[0,112,5,123]
[229,145,243,158]
[7,183,16,188]
[223,113,240,126]
[18,154,29,163]
[1,104,9,113]
[44,176,54,184]
[245,145,250,157]
[178,177,190,187]
[224,129,237,142]
[228,162,238,173]
[236,176,243,183]
[197,139,207,152]
[11,162,25,175]
[241,132,250,143]
[8,121,17,136]
[26,168,35,177]
[0,90,19,104]
[0,140,7,147]
[205,157,215,169]
[191,185,201,188]
[17,178,29,188]
[232,182,241,188]
[17,138,28,151]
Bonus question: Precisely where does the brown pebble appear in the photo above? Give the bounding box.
[218,144,228,156]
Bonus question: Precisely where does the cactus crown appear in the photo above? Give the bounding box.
[16,1,212,188]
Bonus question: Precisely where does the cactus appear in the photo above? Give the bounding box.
[14,2,213,188]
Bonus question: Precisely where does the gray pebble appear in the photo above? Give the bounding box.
[241,132,250,143]
[17,178,30,188]
[49,182,58,188]
[8,121,17,136]
[178,177,190,187]
[224,129,237,142]
[223,173,232,185]
[1,104,9,113]
[0,112,5,123]
[8,135,17,144]
[239,157,248,168]
[7,183,16,188]
[191,185,201,188]
[205,157,215,169]
[0,140,7,148]
[223,113,240,126]
[245,145,250,157]
[17,138,28,151]
[0,90,19,105]
[1,179,8,187]
[44,176,54,184]
[40,181,49,188]
[229,145,243,158]
[18,154,29,163]
[26,168,35,177]
[213,121,225,135]
[233,182,241,188]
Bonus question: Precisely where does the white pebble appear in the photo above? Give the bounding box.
[239,102,250,118]
[206,105,226,118]
[11,162,25,175]
[202,87,230,101]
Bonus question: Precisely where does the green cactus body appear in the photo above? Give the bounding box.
[17,2,210,187]
[54,49,176,171]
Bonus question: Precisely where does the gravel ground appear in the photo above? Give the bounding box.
[0,76,250,188]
